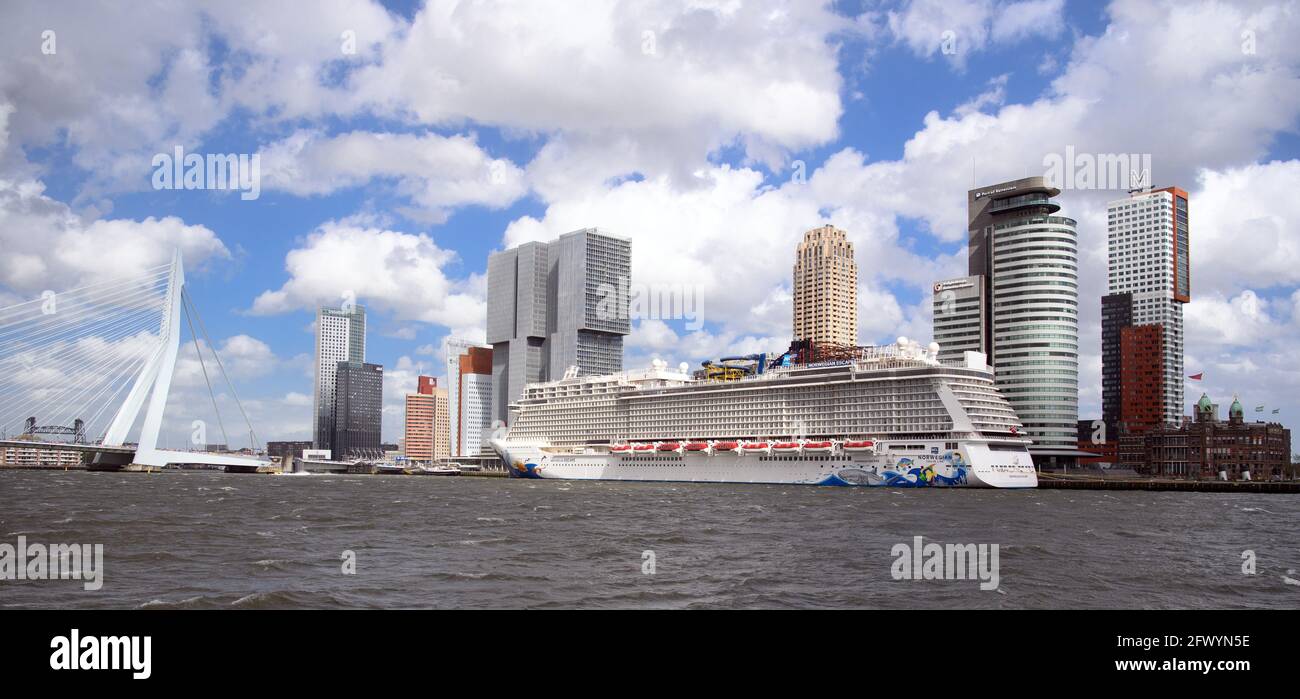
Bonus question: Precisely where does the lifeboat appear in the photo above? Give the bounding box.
[712,441,739,452]
[740,441,770,455]
[772,441,801,453]
[632,443,655,452]
[657,442,682,452]
[610,445,632,453]
[802,441,835,452]
[683,442,710,452]
[842,440,875,452]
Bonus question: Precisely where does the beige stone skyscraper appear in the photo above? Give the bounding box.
[433,385,450,461]
[793,225,858,346]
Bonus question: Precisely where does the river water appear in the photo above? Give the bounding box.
[1,470,1296,609]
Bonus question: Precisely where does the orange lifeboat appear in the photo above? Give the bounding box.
[712,441,739,452]
[610,444,632,453]
[632,443,655,452]
[657,442,682,452]
[842,440,874,452]
[802,441,834,452]
[772,441,801,453]
[740,441,770,455]
[684,442,710,452]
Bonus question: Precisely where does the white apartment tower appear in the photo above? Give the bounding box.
[313,305,366,451]
[793,225,858,347]
[446,338,493,456]
[1103,187,1190,431]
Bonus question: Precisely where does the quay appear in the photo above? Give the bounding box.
[1036,472,1300,493]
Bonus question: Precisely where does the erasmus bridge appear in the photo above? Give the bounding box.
[0,250,267,470]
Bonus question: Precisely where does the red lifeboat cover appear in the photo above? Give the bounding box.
[844,440,874,448]
[632,444,654,451]
[803,441,833,448]
[684,442,710,451]
[742,442,769,449]
[657,442,681,451]
[713,441,738,450]
[773,442,800,449]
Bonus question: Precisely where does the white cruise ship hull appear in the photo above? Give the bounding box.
[491,440,1037,488]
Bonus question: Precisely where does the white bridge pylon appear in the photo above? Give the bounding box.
[100,250,265,468]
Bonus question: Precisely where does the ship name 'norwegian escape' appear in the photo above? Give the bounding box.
[491,338,1038,488]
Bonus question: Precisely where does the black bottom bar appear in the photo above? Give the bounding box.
[0,609,1290,687]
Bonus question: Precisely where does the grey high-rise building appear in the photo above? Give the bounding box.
[962,176,1080,468]
[332,361,383,460]
[931,275,986,364]
[486,228,631,423]
[313,305,366,452]
[1100,291,1133,442]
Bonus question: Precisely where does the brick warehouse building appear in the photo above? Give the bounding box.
[1120,393,1290,480]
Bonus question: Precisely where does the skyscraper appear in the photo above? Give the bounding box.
[332,361,383,460]
[404,376,450,463]
[792,225,858,346]
[433,384,450,461]
[964,176,1080,468]
[313,305,366,451]
[404,376,436,463]
[1099,291,1133,441]
[486,228,631,423]
[446,340,493,456]
[931,275,986,364]
[1103,186,1189,437]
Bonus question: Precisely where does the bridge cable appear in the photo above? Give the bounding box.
[181,291,230,450]
[182,289,259,450]
[0,313,165,435]
[0,268,172,444]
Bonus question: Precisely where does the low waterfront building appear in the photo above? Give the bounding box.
[265,440,312,470]
[1,438,85,467]
[1119,393,1291,480]
[1075,419,1117,467]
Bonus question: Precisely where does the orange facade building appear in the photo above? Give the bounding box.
[404,376,449,462]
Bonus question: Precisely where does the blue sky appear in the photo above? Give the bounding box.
[2,0,1299,447]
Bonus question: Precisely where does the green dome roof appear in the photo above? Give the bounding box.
[1230,395,1244,416]
[1197,393,1213,410]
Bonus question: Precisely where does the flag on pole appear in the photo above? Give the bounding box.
[1273,409,1281,414]
[1256,405,1264,412]
[1188,373,1203,381]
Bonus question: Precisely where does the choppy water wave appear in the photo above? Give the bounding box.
[1,471,1298,609]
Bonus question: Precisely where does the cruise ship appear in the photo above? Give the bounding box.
[490,339,1037,488]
